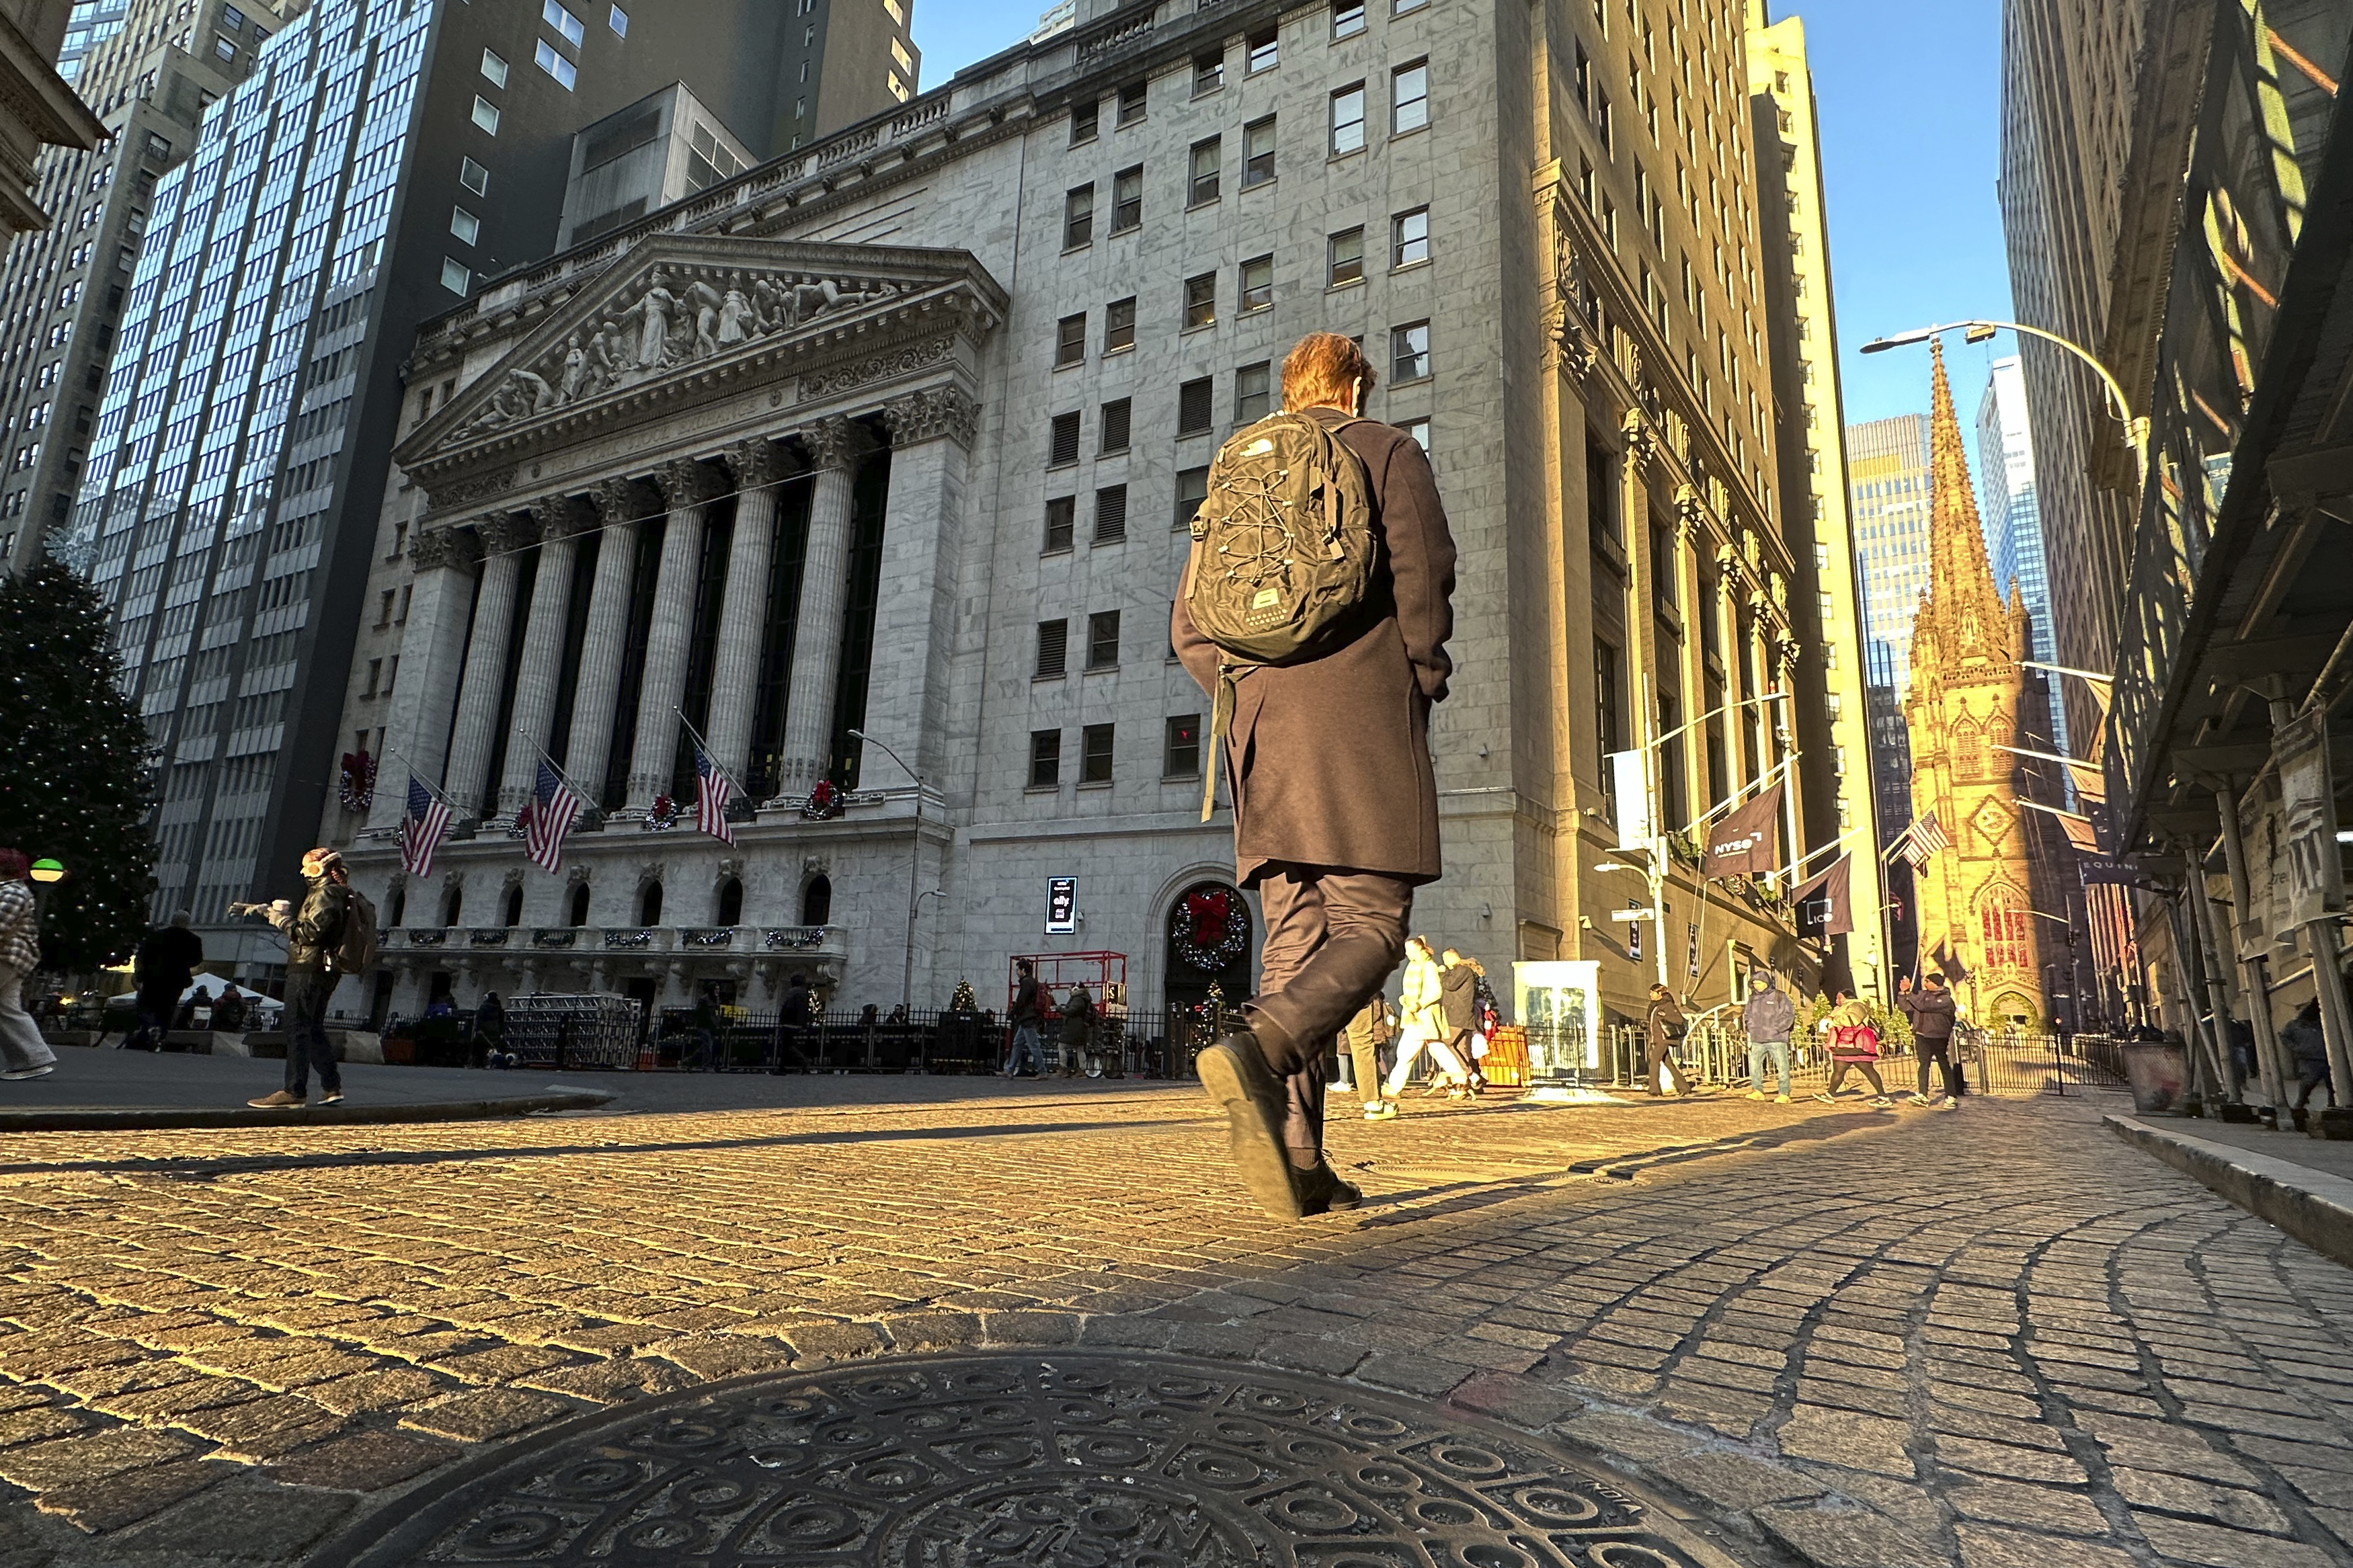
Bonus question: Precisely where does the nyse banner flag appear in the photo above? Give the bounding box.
[1704,783,1782,877]
[1793,854,1853,938]
[1608,750,1653,848]
[2278,708,2344,926]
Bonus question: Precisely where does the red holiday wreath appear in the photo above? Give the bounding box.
[645,794,680,831]
[338,751,376,813]
[1172,884,1249,972]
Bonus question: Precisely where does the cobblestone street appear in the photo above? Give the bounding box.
[0,1078,2346,1566]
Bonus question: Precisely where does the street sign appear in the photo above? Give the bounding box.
[1687,921,1700,977]
[1045,876,1078,935]
[1625,899,1644,962]
[1607,908,1655,921]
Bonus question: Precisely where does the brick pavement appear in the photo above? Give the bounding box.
[0,1081,2344,1565]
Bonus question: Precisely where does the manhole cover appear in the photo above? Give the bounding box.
[335,1352,1740,1566]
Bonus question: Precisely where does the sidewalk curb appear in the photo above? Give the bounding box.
[2106,1112,2353,1267]
[0,1088,616,1132]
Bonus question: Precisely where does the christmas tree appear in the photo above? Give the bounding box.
[948,977,978,1014]
[0,562,158,973]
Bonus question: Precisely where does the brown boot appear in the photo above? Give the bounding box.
[1196,1028,1304,1221]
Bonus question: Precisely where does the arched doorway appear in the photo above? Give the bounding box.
[1164,880,1252,1022]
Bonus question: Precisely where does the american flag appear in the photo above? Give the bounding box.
[692,740,735,845]
[399,775,452,878]
[1902,811,1951,870]
[521,759,583,873]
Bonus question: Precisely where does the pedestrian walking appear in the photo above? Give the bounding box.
[1899,972,1963,1105]
[1345,994,1398,1120]
[475,990,507,1070]
[1815,993,1894,1106]
[237,848,355,1108]
[126,912,203,1051]
[1384,936,1468,1098]
[0,850,58,1082]
[1004,960,1046,1078]
[1643,984,1694,1097]
[774,973,813,1073]
[1438,948,1481,1099]
[1060,983,1094,1077]
[1181,331,1458,1219]
[2284,1000,2333,1118]
[1742,970,1796,1102]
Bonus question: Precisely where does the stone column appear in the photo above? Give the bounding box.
[442,513,536,819]
[368,524,479,833]
[705,438,791,787]
[862,388,980,786]
[497,495,588,816]
[776,417,875,796]
[626,458,724,806]
[563,479,645,806]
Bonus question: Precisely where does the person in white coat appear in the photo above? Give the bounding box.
[1384,936,1467,1098]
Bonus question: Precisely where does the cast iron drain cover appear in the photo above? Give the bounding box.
[336,1352,1741,1566]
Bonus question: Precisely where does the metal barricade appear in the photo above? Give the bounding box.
[502,994,642,1069]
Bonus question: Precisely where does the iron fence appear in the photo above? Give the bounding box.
[1566,1024,2130,1100]
[636,1006,1228,1077]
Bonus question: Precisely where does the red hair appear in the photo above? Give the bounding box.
[1281,332,1376,411]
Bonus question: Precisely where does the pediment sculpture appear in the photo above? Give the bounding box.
[461,263,921,437]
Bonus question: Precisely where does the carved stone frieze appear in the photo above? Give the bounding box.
[422,468,516,512]
[801,415,875,472]
[1620,407,1656,466]
[530,493,596,539]
[1673,482,1708,540]
[595,477,643,527]
[880,384,980,450]
[798,334,955,401]
[721,437,793,490]
[477,513,541,555]
[654,458,727,511]
[409,526,481,574]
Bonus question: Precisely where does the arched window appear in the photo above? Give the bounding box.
[716,876,743,926]
[568,883,590,927]
[504,884,524,927]
[639,881,664,926]
[443,886,463,927]
[387,887,405,927]
[801,875,832,927]
[1978,883,2031,975]
[1952,718,1983,780]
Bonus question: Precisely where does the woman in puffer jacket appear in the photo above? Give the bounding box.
[1384,937,1468,1098]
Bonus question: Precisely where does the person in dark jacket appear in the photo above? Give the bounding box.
[1438,950,1480,1099]
[1742,971,1796,1102]
[1644,985,1693,1097]
[1060,984,1094,1077]
[1899,973,1963,1104]
[128,912,204,1051]
[1004,960,1045,1078]
[1181,331,1458,1221]
[2284,1000,2333,1113]
[240,848,348,1108]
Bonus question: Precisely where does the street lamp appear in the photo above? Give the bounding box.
[1860,319,2149,477]
[847,728,925,1012]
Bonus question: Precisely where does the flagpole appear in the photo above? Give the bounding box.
[512,727,600,811]
[672,707,749,800]
[381,741,461,811]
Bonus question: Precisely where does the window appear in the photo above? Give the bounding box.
[1239,254,1273,313]
[1332,0,1365,38]
[1399,417,1430,452]
[1094,485,1128,543]
[1392,205,1429,267]
[439,257,471,294]
[470,96,500,134]
[1071,97,1099,144]
[534,39,578,88]
[1189,137,1221,206]
[375,590,394,626]
[214,36,235,60]
[1328,226,1365,286]
[1236,361,1272,423]
[1396,0,1427,12]
[364,659,381,698]
[1104,297,1136,354]
[1164,715,1202,778]
[1101,397,1131,452]
[1242,116,1277,187]
[1087,609,1122,668]
[1029,730,1062,788]
[1110,165,1142,231]
[460,157,489,196]
[1392,60,1429,132]
[892,38,914,73]
[1043,496,1075,552]
[1178,379,1213,436]
[1176,465,1209,527]
[1117,80,1146,125]
[450,206,479,245]
[1055,313,1086,367]
[543,0,585,46]
[1392,320,1430,381]
[223,4,247,27]
[1183,272,1216,330]
[1193,52,1224,95]
[1049,411,1082,466]
[609,5,629,35]
[1035,620,1069,679]
[1063,183,1094,249]
[1595,638,1624,755]
[1247,30,1277,73]
[1330,84,1365,155]
[1080,723,1115,784]
[480,47,508,86]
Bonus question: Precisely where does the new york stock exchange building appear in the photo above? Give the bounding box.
[330,0,1823,1049]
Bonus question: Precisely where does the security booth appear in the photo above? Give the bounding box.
[1513,960,1605,1098]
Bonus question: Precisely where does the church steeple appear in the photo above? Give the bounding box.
[1919,338,2010,660]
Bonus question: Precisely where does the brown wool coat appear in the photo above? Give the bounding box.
[1172,407,1459,887]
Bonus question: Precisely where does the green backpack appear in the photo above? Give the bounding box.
[1180,411,1380,820]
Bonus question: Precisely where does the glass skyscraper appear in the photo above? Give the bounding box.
[68,0,815,968]
[1975,354,2067,757]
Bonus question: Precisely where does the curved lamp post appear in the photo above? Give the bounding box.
[1860,319,2149,478]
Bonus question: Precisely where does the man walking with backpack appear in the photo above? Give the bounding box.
[238,848,372,1108]
[1176,331,1457,1219]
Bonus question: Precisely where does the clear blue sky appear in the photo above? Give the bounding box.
[908,0,2011,436]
